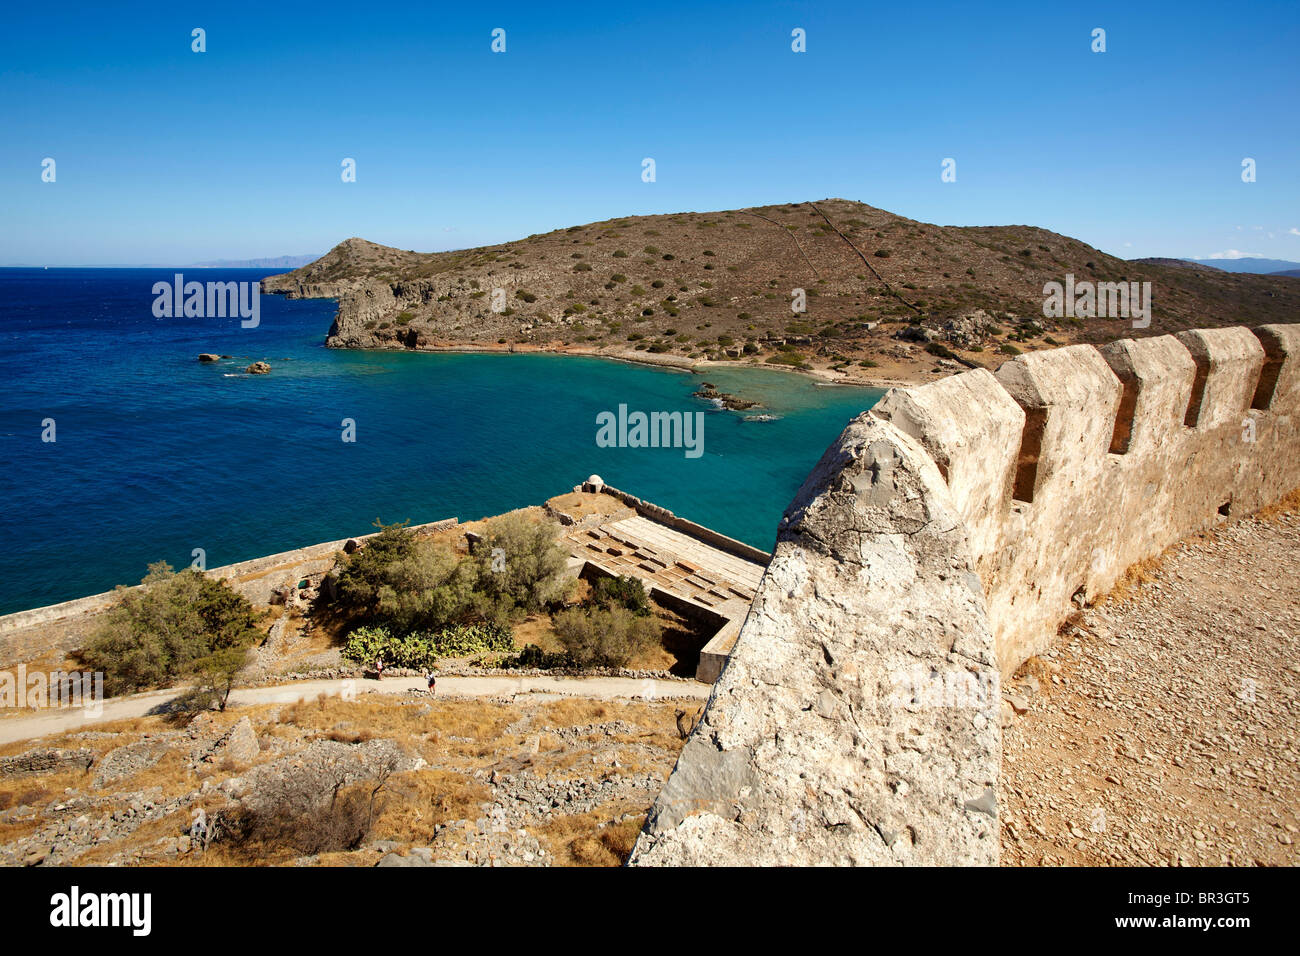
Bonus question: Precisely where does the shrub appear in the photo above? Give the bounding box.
[219,751,402,855]
[925,342,958,360]
[330,522,479,634]
[82,563,260,696]
[497,643,573,670]
[999,342,1023,356]
[396,311,415,324]
[516,290,537,303]
[468,512,572,620]
[573,262,593,272]
[552,606,660,667]
[589,575,650,615]
[766,351,810,368]
[342,622,516,668]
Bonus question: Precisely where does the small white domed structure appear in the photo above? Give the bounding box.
[586,474,605,491]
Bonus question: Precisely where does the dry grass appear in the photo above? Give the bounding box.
[370,769,490,845]
[533,811,645,866]
[1099,554,1166,606]
[1257,486,1300,524]
[1,688,688,866]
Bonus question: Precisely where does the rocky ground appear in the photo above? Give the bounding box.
[261,200,1300,390]
[1001,505,1300,866]
[0,692,696,867]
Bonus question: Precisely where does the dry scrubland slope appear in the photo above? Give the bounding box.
[263,199,1300,365]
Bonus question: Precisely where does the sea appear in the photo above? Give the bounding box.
[0,268,882,615]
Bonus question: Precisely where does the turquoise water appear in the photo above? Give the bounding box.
[0,268,882,614]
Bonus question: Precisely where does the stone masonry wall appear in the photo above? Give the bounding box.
[631,322,1299,866]
[630,415,1002,865]
[872,323,1300,675]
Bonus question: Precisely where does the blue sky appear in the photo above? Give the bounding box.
[1,0,1297,265]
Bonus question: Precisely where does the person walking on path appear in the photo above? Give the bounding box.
[375,657,385,681]
[426,671,437,696]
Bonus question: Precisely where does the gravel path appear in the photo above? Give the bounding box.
[0,674,710,747]
[1000,509,1300,866]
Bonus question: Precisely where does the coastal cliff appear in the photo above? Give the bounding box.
[261,201,1300,380]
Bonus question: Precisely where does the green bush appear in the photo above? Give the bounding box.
[590,575,650,615]
[766,351,810,368]
[330,515,569,634]
[552,606,660,668]
[82,563,261,696]
[496,643,573,670]
[468,512,573,621]
[342,622,516,669]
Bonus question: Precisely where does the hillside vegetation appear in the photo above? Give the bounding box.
[263,199,1300,379]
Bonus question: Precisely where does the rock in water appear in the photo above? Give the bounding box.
[197,353,221,362]
[246,361,271,374]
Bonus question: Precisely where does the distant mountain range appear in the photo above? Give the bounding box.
[1184,257,1300,275]
[191,254,322,269]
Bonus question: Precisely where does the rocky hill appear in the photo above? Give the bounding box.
[262,199,1300,381]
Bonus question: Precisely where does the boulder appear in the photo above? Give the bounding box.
[246,361,271,374]
[92,740,167,788]
[197,353,221,362]
[895,323,937,343]
[207,717,259,765]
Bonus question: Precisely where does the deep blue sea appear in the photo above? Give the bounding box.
[0,268,882,614]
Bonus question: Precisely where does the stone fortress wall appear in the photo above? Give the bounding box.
[630,323,1300,866]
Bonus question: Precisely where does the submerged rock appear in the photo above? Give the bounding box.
[692,383,761,410]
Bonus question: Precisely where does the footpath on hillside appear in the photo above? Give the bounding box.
[1001,506,1300,866]
[0,674,709,747]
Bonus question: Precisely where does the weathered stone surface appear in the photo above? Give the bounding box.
[246,361,271,375]
[206,717,259,765]
[630,415,1001,866]
[0,748,93,780]
[873,325,1300,676]
[92,739,167,788]
[1176,327,1265,430]
[1252,324,1300,410]
[873,367,1023,561]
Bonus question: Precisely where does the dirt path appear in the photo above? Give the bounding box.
[0,674,710,747]
[1001,508,1300,866]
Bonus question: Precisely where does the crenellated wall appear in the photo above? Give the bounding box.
[631,322,1299,867]
[872,323,1299,675]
